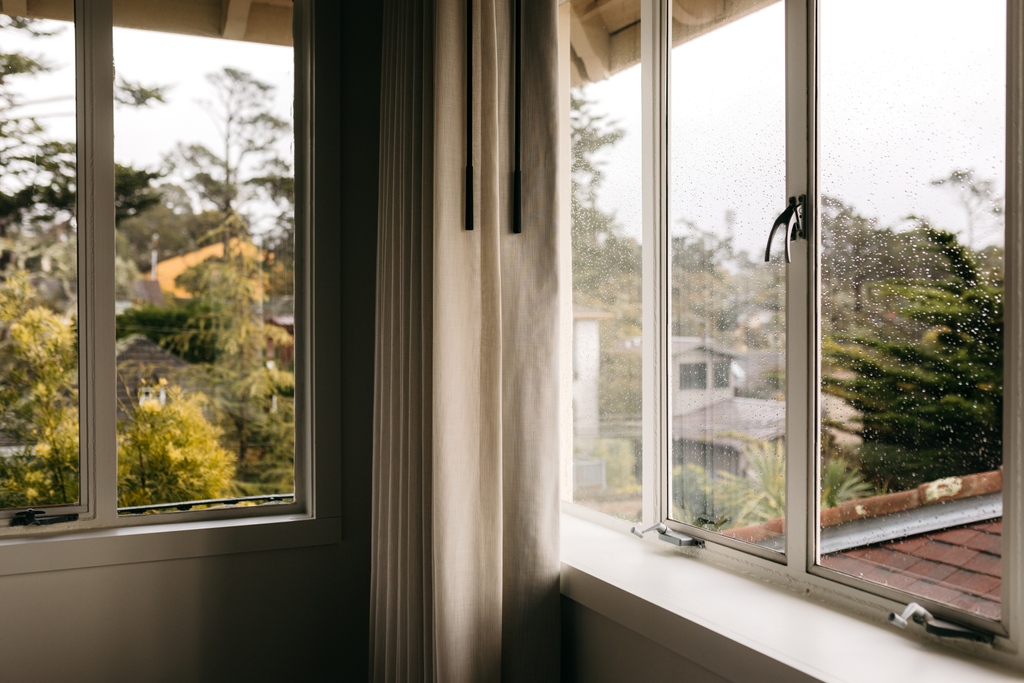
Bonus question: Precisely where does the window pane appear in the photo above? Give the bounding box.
[668,1,786,551]
[112,2,295,512]
[0,5,80,510]
[819,0,1004,621]
[567,0,643,522]
[680,363,707,390]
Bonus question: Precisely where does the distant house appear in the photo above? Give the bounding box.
[144,242,231,299]
[115,336,191,419]
[670,338,785,520]
[572,305,613,440]
[266,314,295,369]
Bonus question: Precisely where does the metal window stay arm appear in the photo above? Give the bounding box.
[889,602,994,645]
[630,522,703,548]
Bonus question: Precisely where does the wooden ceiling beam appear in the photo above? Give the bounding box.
[673,0,725,26]
[569,2,611,83]
[221,0,253,40]
[2,0,30,16]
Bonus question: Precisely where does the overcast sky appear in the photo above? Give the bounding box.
[581,0,1006,256]
[5,18,293,206]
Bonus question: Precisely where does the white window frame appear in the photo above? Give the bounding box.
[0,0,336,565]
[564,0,1024,666]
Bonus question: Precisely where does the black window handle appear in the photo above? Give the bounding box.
[764,195,805,263]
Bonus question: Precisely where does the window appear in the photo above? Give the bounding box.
[564,0,1019,650]
[679,363,706,389]
[0,0,309,526]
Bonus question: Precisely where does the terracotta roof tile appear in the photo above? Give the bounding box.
[961,532,1002,555]
[948,594,1000,621]
[963,552,1002,578]
[820,555,876,578]
[885,536,929,554]
[729,471,1004,621]
[909,541,979,567]
[824,517,1003,621]
[928,527,980,546]
[904,580,965,605]
[942,569,1000,597]
[857,547,921,572]
[904,558,960,583]
[860,567,919,591]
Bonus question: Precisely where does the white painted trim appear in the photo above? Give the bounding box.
[0,515,339,577]
[1001,0,1023,655]
[557,1,575,503]
[294,0,316,518]
[77,0,118,525]
[641,0,670,528]
[783,0,812,575]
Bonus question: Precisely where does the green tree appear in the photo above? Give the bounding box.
[0,273,239,508]
[176,212,294,493]
[570,89,643,422]
[672,440,873,528]
[0,272,79,507]
[824,228,1003,490]
[117,386,235,507]
[116,299,219,364]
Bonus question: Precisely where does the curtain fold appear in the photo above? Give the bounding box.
[372,0,560,681]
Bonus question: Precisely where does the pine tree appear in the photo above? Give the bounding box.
[823,228,1003,490]
[175,213,294,493]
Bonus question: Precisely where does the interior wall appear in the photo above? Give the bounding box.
[0,1,382,681]
[561,597,730,683]
[0,546,342,681]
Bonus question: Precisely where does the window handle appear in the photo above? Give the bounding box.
[763,195,805,263]
[629,522,703,548]
[10,509,78,526]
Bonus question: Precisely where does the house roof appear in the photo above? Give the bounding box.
[132,279,164,307]
[115,336,191,419]
[145,242,227,299]
[721,469,1004,620]
[573,305,614,320]
[820,519,1002,620]
[672,397,785,448]
[671,336,741,359]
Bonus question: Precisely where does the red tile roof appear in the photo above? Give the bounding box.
[821,519,1002,621]
[718,469,1003,620]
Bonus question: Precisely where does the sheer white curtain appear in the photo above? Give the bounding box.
[371,0,560,680]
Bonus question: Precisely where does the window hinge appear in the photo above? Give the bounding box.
[889,602,993,645]
[10,509,79,527]
[630,522,703,548]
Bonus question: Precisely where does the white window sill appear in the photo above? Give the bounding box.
[0,513,340,577]
[560,509,1022,683]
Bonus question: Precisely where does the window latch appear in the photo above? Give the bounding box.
[630,522,703,548]
[889,602,993,645]
[764,194,806,264]
[10,509,79,527]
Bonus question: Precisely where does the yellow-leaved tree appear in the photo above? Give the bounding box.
[117,387,234,507]
[0,272,236,509]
